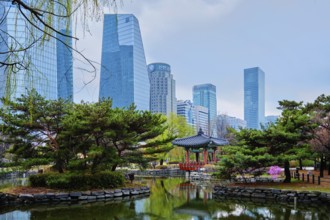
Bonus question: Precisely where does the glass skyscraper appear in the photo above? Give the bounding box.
[0,1,73,101]
[176,100,208,134]
[99,14,150,110]
[244,67,265,129]
[148,63,176,116]
[193,84,217,136]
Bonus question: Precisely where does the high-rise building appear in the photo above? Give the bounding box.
[177,100,209,135]
[148,63,176,116]
[265,115,279,126]
[244,67,265,129]
[193,84,217,135]
[194,105,209,135]
[0,1,73,101]
[99,14,149,110]
[217,114,247,137]
[177,100,195,126]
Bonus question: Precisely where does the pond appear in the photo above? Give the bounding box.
[0,177,329,220]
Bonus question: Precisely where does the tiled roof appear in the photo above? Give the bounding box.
[172,129,229,148]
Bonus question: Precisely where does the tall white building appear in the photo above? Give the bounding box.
[148,63,176,116]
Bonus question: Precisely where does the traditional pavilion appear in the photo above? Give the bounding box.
[172,128,229,171]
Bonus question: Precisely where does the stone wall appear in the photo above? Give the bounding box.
[213,186,330,204]
[0,186,150,206]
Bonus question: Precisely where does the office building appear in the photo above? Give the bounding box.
[0,1,73,101]
[177,100,209,135]
[193,84,217,135]
[217,114,247,137]
[99,14,149,110]
[148,63,176,116]
[244,67,265,129]
[177,100,195,126]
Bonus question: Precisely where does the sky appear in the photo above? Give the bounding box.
[73,0,330,119]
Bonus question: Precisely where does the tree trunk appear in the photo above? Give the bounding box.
[283,160,291,183]
[320,155,324,178]
[314,158,317,170]
[299,158,303,170]
[111,163,118,171]
[160,159,164,166]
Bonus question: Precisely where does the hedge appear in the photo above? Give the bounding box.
[29,171,125,190]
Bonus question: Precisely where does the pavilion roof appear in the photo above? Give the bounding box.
[172,128,229,148]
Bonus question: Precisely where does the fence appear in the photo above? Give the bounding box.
[291,171,330,185]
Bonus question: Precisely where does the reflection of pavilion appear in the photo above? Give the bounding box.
[172,128,228,171]
[174,182,214,219]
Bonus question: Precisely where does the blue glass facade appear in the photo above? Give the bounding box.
[244,67,265,129]
[193,84,217,135]
[57,29,73,101]
[99,14,150,110]
[0,1,73,101]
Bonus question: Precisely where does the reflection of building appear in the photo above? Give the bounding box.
[148,63,176,116]
[176,100,208,134]
[0,2,73,101]
[244,67,265,129]
[193,84,217,136]
[99,14,149,110]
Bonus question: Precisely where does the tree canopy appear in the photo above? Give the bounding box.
[0,90,173,173]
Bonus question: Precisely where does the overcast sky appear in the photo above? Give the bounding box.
[73,0,330,119]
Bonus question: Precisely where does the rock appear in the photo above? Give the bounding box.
[241,193,251,197]
[104,190,114,194]
[251,193,266,198]
[114,189,122,193]
[78,196,88,200]
[130,191,139,195]
[70,192,82,198]
[55,193,69,199]
[306,193,318,198]
[105,194,114,198]
[19,194,34,200]
[97,195,105,199]
[122,191,130,196]
[82,191,91,196]
[114,192,123,197]
[91,191,104,196]
[87,196,97,200]
[34,194,47,200]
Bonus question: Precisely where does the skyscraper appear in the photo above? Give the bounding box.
[99,14,150,110]
[176,100,208,134]
[148,63,176,116]
[0,1,73,101]
[244,67,265,129]
[193,84,217,135]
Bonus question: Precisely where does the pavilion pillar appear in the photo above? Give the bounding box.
[213,149,216,162]
[195,152,199,162]
[186,149,190,163]
[203,148,208,164]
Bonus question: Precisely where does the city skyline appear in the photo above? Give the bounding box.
[74,0,330,119]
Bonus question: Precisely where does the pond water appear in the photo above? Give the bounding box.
[0,177,329,220]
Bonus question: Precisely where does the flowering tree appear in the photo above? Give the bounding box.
[268,166,282,179]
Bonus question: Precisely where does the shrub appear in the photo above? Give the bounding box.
[29,173,50,187]
[29,171,124,190]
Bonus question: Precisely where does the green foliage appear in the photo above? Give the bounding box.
[29,172,124,190]
[218,145,276,179]
[0,90,172,173]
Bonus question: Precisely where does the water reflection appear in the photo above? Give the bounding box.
[0,178,329,220]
